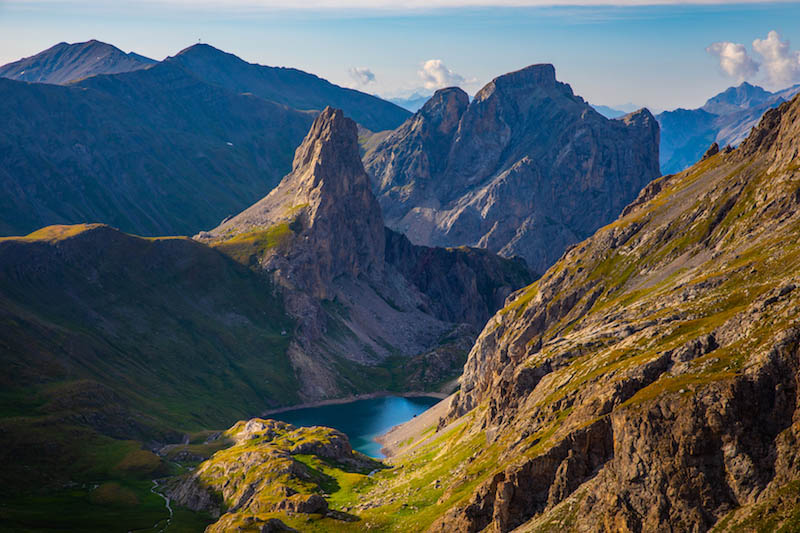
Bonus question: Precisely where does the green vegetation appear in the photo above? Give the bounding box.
[213,222,295,265]
[0,225,300,531]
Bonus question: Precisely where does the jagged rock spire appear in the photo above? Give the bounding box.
[203,107,384,297]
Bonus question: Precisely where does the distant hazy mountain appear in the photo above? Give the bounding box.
[591,104,627,118]
[0,61,314,237]
[167,44,410,132]
[389,91,433,112]
[364,65,660,274]
[0,40,155,84]
[657,81,800,174]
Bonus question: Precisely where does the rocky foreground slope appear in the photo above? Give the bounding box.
[425,92,800,532]
[185,94,800,532]
[199,107,532,400]
[364,64,660,274]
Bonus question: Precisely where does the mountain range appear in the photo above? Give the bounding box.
[389,91,433,112]
[198,107,532,399]
[0,41,409,238]
[364,64,661,274]
[657,81,800,174]
[169,90,800,533]
[4,37,800,533]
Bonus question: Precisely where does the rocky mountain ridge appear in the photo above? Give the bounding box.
[199,107,533,400]
[427,91,800,532]
[364,64,661,274]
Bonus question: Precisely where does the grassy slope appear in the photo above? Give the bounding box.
[0,224,296,531]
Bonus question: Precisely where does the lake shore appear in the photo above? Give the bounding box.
[261,390,448,417]
[376,394,454,458]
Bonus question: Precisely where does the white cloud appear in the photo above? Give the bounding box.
[417,59,465,90]
[348,66,376,85]
[752,30,800,86]
[706,41,759,81]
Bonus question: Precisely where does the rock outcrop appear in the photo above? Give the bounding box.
[199,108,533,400]
[168,418,377,531]
[204,107,384,299]
[364,64,660,274]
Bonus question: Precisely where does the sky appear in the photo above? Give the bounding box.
[1,1,799,110]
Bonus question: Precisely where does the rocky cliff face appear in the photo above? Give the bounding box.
[384,228,532,327]
[203,107,385,299]
[200,108,533,400]
[421,93,800,532]
[364,64,660,274]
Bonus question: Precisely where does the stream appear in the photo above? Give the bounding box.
[128,479,173,533]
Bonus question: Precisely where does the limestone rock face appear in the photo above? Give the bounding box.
[369,87,469,222]
[384,228,533,326]
[204,107,385,299]
[364,64,660,274]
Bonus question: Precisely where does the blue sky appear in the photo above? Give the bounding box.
[1,1,799,110]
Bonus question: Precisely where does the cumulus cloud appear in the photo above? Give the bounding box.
[348,66,375,86]
[752,31,800,86]
[417,59,465,90]
[706,41,759,81]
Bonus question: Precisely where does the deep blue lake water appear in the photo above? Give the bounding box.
[271,395,441,458]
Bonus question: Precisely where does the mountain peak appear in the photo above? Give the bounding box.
[166,44,409,131]
[202,107,385,297]
[416,87,469,134]
[498,63,556,86]
[0,40,154,84]
[291,106,361,179]
[702,82,772,114]
[474,63,571,105]
[420,87,468,114]
[175,42,232,59]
